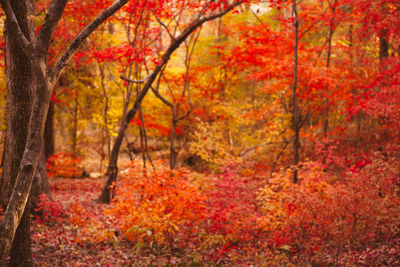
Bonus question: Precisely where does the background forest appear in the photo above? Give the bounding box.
[0,0,400,266]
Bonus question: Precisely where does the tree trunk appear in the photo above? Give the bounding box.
[44,100,55,160]
[96,124,126,204]
[292,0,300,183]
[379,29,389,59]
[0,0,129,263]
[30,150,51,211]
[170,110,178,170]
[0,1,35,265]
[9,202,31,267]
[72,92,78,158]
[323,0,337,137]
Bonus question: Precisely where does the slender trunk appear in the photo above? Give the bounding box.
[44,100,55,160]
[98,63,110,175]
[323,0,337,136]
[96,122,126,204]
[72,91,78,158]
[379,29,389,59]
[292,0,300,183]
[139,120,146,169]
[99,63,111,159]
[97,72,131,204]
[170,108,178,170]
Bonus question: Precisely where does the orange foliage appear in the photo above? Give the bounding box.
[69,203,116,244]
[105,162,206,246]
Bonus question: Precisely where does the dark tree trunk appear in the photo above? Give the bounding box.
[44,100,55,160]
[0,1,35,265]
[0,0,129,262]
[10,202,31,267]
[170,118,178,170]
[72,92,78,158]
[292,0,300,183]
[379,30,389,59]
[30,150,51,211]
[323,0,337,137]
[97,121,126,204]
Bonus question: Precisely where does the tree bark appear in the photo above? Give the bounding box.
[379,29,389,59]
[30,150,51,212]
[72,91,78,158]
[0,0,129,263]
[44,100,55,160]
[292,0,300,183]
[323,0,338,137]
[170,109,178,170]
[0,1,35,265]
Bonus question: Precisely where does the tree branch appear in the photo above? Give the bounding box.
[35,0,69,58]
[124,1,244,124]
[51,0,129,85]
[153,12,176,40]
[0,0,32,55]
[121,72,154,84]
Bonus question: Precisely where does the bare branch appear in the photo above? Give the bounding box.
[138,106,154,168]
[147,62,173,107]
[0,0,32,54]
[104,63,124,91]
[152,86,174,108]
[121,72,154,84]
[126,0,141,44]
[153,12,176,40]
[52,0,129,85]
[175,103,193,122]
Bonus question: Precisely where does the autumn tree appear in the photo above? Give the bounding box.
[0,0,128,264]
[97,0,246,204]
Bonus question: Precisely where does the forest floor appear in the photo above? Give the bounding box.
[31,177,204,267]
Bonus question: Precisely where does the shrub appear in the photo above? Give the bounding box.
[69,203,116,244]
[105,162,206,247]
[47,152,82,178]
[258,157,400,264]
[205,164,263,243]
[35,193,65,225]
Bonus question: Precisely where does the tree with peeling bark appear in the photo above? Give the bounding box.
[0,0,128,264]
[97,0,246,204]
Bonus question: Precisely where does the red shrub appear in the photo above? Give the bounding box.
[35,193,65,225]
[259,157,400,264]
[47,152,82,178]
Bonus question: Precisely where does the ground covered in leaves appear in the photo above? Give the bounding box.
[31,178,205,266]
[31,157,400,266]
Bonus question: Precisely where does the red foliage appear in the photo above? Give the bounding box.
[259,156,400,265]
[130,113,183,137]
[35,194,65,225]
[205,164,262,242]
[47,152,83,178]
